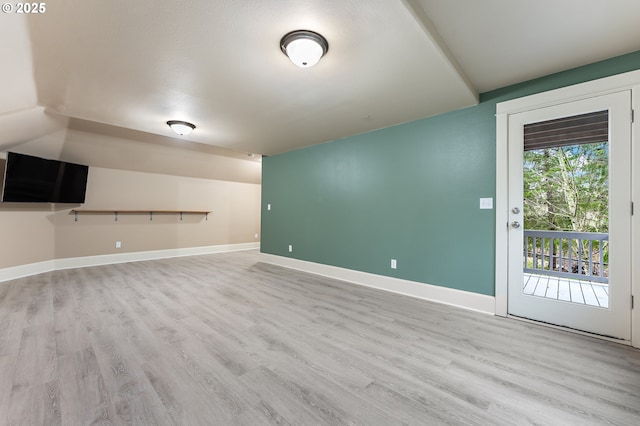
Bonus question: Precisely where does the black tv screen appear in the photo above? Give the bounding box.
[1,152,89,203]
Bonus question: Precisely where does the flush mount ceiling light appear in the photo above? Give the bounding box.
[167,120,196,136]
[280,30,329,68]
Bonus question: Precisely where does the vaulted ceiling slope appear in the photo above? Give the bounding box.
[2,0,640,156]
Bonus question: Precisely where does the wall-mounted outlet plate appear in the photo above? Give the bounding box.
[288,245,293,252]
[115,241,122,249]
[391,259,397,269]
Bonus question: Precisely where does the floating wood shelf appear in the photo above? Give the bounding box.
[71,209,211,222]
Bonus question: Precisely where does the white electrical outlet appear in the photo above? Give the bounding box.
[115,241,122,249]
[391,259,397,269]
[254,233,259,239]
[288,245,293,252]
[267,204,271,211]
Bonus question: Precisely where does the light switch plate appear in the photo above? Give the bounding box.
[480,198,493,209]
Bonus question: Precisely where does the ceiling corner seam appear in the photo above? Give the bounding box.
[401,0,479,104]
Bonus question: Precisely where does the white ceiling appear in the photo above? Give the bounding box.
[419,0,640,92]
[7,0,640,156]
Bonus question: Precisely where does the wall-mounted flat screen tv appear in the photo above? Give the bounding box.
[1,152,89,203]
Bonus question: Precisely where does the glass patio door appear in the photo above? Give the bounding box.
[507,91,632,340]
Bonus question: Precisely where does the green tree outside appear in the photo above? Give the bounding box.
[523,142,608,274]
[523,142,608,233]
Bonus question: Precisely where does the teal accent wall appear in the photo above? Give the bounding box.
[261,51,640,296]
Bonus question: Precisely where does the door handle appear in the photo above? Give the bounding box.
[511,221,521,229]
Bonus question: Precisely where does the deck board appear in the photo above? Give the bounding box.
[569,281,585,304]
[523,273,608,308]
[545,278,559,299]
[581,283,600,307]
[533,275,548,297]
[523,274,537,294]
[592,284,609,308]
[557,279,572,302]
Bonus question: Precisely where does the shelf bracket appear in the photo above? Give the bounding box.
[115,211,118,222]
[180,211,183,221]
[205,212,208,221]
[74,211,78,222]
[150,211,153,221]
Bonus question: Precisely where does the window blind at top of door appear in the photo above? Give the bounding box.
[524,110,608,151]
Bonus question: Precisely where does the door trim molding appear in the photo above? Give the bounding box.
[496,69,640,114]
[495,69,640,347]
[633,86,640,349]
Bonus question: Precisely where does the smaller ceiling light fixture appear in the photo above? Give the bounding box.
[167,120,195,136]
[280,30,329,68]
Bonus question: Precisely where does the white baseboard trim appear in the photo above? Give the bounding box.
[54,242,260,270]
[259,253,496,315]
[0,242,260,283]
[0,260,56,283]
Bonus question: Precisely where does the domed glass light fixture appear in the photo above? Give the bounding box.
[167,120,195,136]
[280,30,329,68]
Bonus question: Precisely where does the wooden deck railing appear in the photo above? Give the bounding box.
[523,230,608,284]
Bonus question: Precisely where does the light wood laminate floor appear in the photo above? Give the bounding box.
[1,250,639,425]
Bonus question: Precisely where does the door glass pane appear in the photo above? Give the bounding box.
[521,110,609,308]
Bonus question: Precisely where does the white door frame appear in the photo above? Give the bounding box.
[495,69,640,348]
